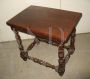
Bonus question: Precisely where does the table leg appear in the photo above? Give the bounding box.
[69,28,76,55]
[12,28,28,61]
[58,44,65,76]
[64,28,76,63]
[11,28,76,76]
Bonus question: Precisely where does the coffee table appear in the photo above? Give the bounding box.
[6,5,82,76]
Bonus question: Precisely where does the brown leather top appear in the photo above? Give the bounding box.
[6,5,82,43]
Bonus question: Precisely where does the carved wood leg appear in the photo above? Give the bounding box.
[69,28,76,55]
[64,28,76,63]
[12,28,28,61]
[11,28,76,76]
[58,44,65,76]
[26,38,39,52]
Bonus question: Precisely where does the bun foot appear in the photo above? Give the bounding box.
[58,67,65,76]
[20,51,28,61]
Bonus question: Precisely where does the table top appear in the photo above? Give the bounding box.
[7,5,82,43]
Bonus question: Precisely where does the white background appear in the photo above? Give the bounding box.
[61,0,90,34]
[0,0,90,42]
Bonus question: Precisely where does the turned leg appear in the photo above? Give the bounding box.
[58,44,65,76]
[26,38,40,52]
[69,28,76,55]
[12,28,28,61]
[12,28,39,61]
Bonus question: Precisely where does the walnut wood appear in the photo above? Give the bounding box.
[12,28,24,51]
[58,44,65,76]
[6,5,82,76]
[12,28,28,61]
[12,29,57,71]
[69,28,76,55]
[64,29,76,63]
[26,38,37,52]
[7,5,82,44]
[27,56,56,69]
[12,27,78,76]
[38,37,59,46]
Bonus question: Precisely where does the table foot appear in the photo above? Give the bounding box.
[20,51,28,61]
[58,67,65,76]
[58,44,65,76]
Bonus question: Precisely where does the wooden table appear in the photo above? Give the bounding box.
[6,5,82,76]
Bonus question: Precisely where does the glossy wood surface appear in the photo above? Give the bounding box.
[6,6,82,76]
[7,5,82,43]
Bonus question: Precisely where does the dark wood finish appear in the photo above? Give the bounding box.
[28,56,56,69]
[7,5,82,44]
[64,28,76,64]
[12,28,28,61]
[6,5,82,76]
[70,28,76,54]
[12,27,56,70]
[58,44,65,76]
[26,38,39,52]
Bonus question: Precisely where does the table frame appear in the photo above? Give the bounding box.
[11,27,76,76]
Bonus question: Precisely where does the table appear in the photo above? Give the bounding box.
[6,5,82,76]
